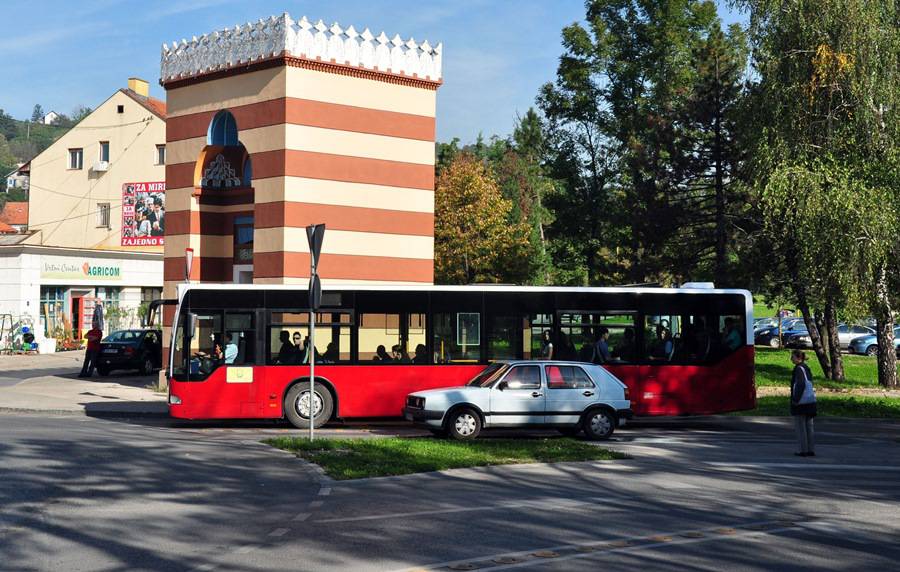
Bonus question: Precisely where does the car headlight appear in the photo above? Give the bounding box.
[406,396,425,409]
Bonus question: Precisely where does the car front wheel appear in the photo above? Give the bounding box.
[447,408,481,440]
[865,345,878,356]
[769,337,781,348]
[583,409,615,441]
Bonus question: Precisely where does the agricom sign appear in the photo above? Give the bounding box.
[40,260,122,281]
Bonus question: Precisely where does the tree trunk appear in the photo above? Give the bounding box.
[872,264,898,388]
[824,298,845,381]
[799,304,831,379]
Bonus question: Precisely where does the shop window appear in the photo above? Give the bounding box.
[39,287,66,337]
[141,287,162,304]
[433,312,481,364]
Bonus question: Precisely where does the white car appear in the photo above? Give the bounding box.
[403,361,633,440]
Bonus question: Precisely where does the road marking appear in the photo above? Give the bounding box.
[269,528,289,537]
[388,521,802,572]
[235,545,257,555]
[708,462,900,472]
[293,512,311,522]
[310,500,324,508]
[318,487,332,496]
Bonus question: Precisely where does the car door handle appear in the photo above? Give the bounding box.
[583,391,595,397]
[531,392,543,398]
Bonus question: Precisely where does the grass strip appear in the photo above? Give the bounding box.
[263,437,628,480]
[733,395,900,418]
[754,347,891,389]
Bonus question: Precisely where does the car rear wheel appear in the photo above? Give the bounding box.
[582,409,615,441]
[446,408,481,440]
[865,345,878,356]
[139,354,154,375]
[96,366,110,377]
[284,382,333,430]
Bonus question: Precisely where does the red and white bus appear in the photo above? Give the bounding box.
[166,284,755,426]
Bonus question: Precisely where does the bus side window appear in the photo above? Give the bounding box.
[224,312,254,365]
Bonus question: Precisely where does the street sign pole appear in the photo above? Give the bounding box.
[306,224,325,442]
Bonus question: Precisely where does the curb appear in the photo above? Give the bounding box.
[0,407,169,418]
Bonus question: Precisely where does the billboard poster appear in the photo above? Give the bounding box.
[121,182,165,246]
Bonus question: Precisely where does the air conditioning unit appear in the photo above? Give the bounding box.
[92,161,109,172]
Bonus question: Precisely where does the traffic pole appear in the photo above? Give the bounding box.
[309,257,315,442]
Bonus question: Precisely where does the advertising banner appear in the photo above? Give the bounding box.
[121,182,165,246]
[40,259,122,281]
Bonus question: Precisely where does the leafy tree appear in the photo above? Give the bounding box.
[0,134,16,191]
[0,109,17,141]
[434,153,533,284]
[744,0,899,384]
[31,104,44,123]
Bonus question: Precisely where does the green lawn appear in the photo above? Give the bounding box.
[755,347,885,389]
[735,395,900,418]
[264,437,628,480]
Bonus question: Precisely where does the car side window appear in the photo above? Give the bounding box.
[502,366,541,390]
[851,326,870,334]
[545,365,595,389]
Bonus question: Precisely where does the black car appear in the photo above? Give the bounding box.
[755,324,808,349]
[97,329,162,376]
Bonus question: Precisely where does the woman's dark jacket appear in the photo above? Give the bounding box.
[790,363,817,417]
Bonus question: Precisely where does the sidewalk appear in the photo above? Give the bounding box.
[0,350,167,416]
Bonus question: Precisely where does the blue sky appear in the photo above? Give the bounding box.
[1,0,746,143]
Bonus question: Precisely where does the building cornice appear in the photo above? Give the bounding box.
[0,244,164,260]
[160,13,442,91]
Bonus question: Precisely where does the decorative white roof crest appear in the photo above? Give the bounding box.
[160,13,443,83]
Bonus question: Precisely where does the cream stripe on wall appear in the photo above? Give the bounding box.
[254,227,433,259]
[168,123,433,166]
[286,67,435,117]
[165,187,196,212]
[285,124,434,165]
[166,67,287,118]
[254,177,434,213]
[165,233,233,258]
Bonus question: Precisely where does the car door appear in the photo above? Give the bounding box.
[544,364,596,425]
[847,326,873,349]
[489,365,545,426]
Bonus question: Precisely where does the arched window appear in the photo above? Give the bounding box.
[207,110,239,146]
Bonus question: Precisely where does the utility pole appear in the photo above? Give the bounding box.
[306,224,325,441]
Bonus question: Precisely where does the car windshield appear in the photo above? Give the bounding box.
[103,330,142,342]
[466,363,508,387]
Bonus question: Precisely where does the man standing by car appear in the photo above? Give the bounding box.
[79,326,103,378]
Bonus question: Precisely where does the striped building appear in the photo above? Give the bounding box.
[160,13,442,308]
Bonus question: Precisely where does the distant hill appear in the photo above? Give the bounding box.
[0,109,71,191]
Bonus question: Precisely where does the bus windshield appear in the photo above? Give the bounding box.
[466,363,507,387]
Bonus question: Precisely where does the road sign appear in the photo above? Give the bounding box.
[308,274,321,311]
[306,224,325,269]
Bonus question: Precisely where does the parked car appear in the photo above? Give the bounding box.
[97,329,162,376]
[837,324,876,350]
[403,361,632,441]
[784,329,812,349]
[755,323,808,348]
[847,326,900,357]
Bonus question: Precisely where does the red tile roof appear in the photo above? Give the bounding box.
[0,202,28,226]
[122,89,167,119]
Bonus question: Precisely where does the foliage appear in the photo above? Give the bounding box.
[31,104,44,123]
[264,437,627,480]
[434,153,534,284]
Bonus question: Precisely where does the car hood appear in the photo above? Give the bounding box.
[409,386,487,400]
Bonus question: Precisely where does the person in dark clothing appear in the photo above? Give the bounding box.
[374,345,393,362]
[277,331,296,364]
[592,327,611,364]
[790,349,817,456]
[79,327,103,377]
[413,343,428,364]
[614,327,636,362]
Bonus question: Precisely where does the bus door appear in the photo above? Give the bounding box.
[221,311,260,417]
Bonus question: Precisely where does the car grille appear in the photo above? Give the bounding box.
[406,396,424,409]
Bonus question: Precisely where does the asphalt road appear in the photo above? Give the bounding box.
[1,414,899,571]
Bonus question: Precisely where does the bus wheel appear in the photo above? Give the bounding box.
[446,408,481,440]
[284,382,333,430]
[582,409,615,441]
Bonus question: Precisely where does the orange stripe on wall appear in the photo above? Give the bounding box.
[254,202,433,236]
[163,256,232,282]
[166,149,433,191]
[254,251,433,282]
[167,97,435,143]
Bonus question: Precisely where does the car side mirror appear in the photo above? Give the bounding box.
[497,380,508,391]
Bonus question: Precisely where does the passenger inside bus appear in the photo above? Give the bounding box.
[413,343,428,364]
[277,331,296,364]
[224,333,238,364]
[374,345,393,362]
[614,327,636,361]
[650,324,674,361]
[722,317,743,351]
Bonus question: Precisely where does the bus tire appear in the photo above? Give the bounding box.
[446,407,481,440]
[284,382,333,430]
[582,408,615,441]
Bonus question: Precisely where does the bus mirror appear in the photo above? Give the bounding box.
[186,313,198,341]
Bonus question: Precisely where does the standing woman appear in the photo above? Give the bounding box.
[790,350,817,456]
